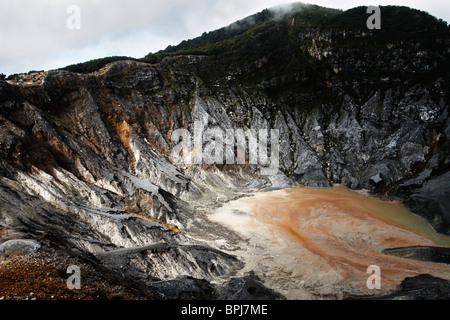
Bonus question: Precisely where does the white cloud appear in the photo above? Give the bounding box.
[0,0,448,75]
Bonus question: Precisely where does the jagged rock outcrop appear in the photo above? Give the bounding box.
[370,274,450,300]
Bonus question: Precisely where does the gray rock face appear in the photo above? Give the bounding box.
[215,277,286,300]
[0,239,41,256]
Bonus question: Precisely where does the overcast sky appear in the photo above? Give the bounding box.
[0,0,448,75]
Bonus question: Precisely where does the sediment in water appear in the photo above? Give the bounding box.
[210,185,450,299]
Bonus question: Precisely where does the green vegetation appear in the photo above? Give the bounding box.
[141,4,342,64]
[0,73,5,80]
[6,74,20,81]
[141,7,278,62]
[61,56,136,74]
[326,6,448,33]
[140,4,448,64]
[55,1,450,108]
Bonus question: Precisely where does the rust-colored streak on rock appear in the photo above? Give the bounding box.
[33,131,74,161]
[129,212,180,233]
[115,120,132,147]
[108,117,135,169]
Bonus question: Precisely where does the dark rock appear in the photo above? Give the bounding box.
[110,293,124,300]
[380,274,450,300]
[215,277,286,300]
[382,246,450,264]
[146,276,216,300]
[370,173,383,185]
[403,172,450,235]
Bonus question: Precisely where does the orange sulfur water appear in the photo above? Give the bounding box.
[210,185,450,298]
